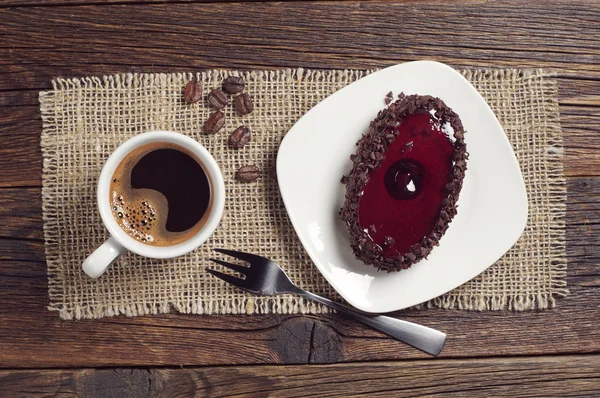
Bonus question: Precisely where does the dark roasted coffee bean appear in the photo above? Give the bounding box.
[207,89,229,109]
[228,126,251,149]
[236,165,260,182]
[234,93,254,116]
[184,78,202,104]
[204,111,225,134]
[222,76,245,94]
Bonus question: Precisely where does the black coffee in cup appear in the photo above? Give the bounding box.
[110,142,212,246]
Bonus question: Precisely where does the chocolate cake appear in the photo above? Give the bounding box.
[340,93,468,272]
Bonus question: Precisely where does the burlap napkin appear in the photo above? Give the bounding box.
[39,68,567,320]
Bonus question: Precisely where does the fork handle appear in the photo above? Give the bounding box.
[300,290,446,356]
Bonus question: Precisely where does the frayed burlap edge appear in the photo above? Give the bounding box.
[40,68,567,320]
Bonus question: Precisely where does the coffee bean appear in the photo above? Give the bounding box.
[228,126,251,149]
[204,111,225,134]
[222,76,245,94]
[184,78,202,104]
[234,93,254,116]
[236,165,260,182]
[207,88,229,109]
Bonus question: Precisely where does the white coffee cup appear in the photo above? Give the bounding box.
[83,131,225,278]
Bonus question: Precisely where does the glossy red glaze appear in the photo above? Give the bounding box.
[358,113,454,257]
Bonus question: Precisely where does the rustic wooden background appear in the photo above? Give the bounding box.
[1,0,600,396]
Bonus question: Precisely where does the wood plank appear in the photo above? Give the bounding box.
[562,102,600,177]
[0,1,599,91]
[0,175,596,367]
[0,108,42,187]
[0,0,510,4]
[0,188,43,240]
[1,355,599,397]
[0,0,278,5]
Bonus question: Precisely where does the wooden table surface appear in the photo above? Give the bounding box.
[2,0,600,396]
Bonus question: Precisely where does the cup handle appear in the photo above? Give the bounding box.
[82,236,126,278]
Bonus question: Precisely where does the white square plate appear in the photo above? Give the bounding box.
[277,61,528,313]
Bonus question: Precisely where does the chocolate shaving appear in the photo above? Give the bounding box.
[385,91,394,105]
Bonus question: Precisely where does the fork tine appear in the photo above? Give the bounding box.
[214,248,268,264]
[206,268,248,288]
[209,258,249,275]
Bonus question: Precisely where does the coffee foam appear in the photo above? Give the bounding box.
[109,142,211,247]
[110,189,163,244]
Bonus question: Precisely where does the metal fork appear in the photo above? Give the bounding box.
[207,248,446,356]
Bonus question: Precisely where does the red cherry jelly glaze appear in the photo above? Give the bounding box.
[357,113,454,257]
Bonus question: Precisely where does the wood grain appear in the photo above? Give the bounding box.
[0,178,598,367]
[1,355,599,397]
[1,1,600,91]
[0,0,296,5]
[0,0,599,374]
[0,188,43,240]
